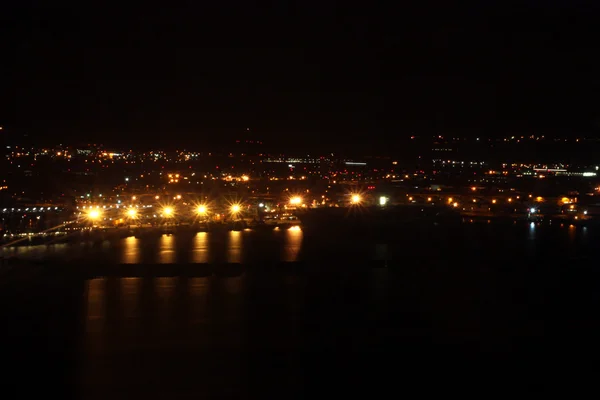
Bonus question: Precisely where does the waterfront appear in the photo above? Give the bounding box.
[3,220,600,264]
[2,222,600,397]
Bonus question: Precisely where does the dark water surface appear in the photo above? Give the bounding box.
[2,222,600,397]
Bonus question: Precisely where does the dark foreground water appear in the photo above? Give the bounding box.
[2,222,600,397]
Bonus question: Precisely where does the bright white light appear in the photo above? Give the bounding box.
[258,203,264,208]
[230,204,241,213]
[163,207,174,216]
[379,196,388,206]
[584,210,588,215]
[290,196,302,205]
[530,208,536,213]
[127,209,137,218]
[351,194,362,204]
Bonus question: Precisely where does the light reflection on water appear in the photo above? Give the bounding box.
[282,227,303,262]
[121,236,140,264]
[155,277,176,327]
[189,277,210,324]
[191,232,209,263]
[1,243,69,259]
[227,231,242,263]
[158,234,176,264]
[120,277,141,320]
[3,224,600,264]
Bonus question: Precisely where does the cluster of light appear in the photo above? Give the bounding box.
[289,196,302,205]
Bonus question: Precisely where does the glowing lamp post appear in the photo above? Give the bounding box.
[230,203,242,219]
[351,194,362,205]
[88,209,101,221]
[196,205,207,215]
[86,209,102,227]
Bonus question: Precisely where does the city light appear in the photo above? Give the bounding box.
[127,209,137,218]
[530,208,536,214]
[196,205,207,215]
[230,204,241,214]
[290,196,302,205]
[162,206,174,217]
[351,194,362,204]
[508,198,513,202]
[241,175,249,181]
[535,196,543,202]
[448,197,453,203]
[492,199,497,204]
[87,209,101,220]
[452,202,459,208]
[379,196,388,206]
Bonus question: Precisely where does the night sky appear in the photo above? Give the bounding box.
[2,1,600,152]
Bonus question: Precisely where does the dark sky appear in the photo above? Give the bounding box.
[1,1,600,151]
